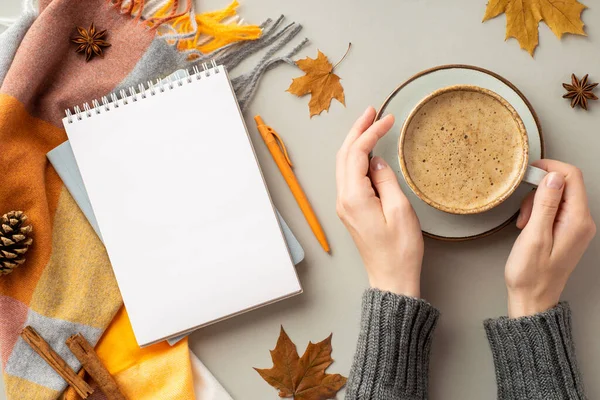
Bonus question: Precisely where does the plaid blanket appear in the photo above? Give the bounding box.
[0,0,305,398]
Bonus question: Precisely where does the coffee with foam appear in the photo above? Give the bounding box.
[400,86,527,214]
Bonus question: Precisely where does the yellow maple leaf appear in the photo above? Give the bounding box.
[483,0,587,56]
[287,45,350,118]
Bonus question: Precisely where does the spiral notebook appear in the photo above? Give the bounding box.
[63,62,302,347]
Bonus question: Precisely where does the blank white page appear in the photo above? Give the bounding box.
[65,66,301,347]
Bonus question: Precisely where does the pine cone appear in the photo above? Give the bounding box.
[0,211,33,276]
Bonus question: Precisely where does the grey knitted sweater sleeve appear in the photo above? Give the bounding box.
[345,289,440,399]
[484,302,586,400]
[346,291,585,400]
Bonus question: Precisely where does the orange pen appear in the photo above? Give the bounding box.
[255,115,330,253]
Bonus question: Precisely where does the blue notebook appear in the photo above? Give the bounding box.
[47,141,305,344]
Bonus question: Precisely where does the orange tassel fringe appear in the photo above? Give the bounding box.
[109,0,262,60]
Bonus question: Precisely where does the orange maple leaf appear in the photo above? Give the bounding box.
[255,327,347,399]
[287,45,350,118]
[482,0,587,56]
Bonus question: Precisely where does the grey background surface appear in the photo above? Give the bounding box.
[1,0,599,399]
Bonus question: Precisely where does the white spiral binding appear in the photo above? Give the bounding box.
[64,60,220,124]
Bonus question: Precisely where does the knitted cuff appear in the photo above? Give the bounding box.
[484,302,586,400]
[345,289,440,400]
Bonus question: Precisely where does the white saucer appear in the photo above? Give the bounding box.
[372,65,544,241]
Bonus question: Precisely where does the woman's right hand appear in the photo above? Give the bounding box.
[336,107,424,297]
[505,159,596,318]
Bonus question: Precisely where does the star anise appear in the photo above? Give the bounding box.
[562,74,598,110]
[72,23,111,62]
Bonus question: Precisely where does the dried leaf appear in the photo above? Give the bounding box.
[255,327,347,399]
[287,48,347,118]
[483,0,587,56]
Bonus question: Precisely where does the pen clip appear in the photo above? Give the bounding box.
[270,128,293,168]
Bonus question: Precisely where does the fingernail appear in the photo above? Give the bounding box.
[371,157,387,171]
[363,106,372,117]
[546,172,565,190]
[516,212,524,226]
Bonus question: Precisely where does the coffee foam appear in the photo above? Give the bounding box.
[402,89,525,213]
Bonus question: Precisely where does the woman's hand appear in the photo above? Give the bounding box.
[506,159,596,318]
[336,107,424,297]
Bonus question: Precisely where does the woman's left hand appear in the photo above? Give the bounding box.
[336,107,424,297]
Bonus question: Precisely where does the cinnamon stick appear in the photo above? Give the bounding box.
[66,333,127,400]
[20,326,93,398]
